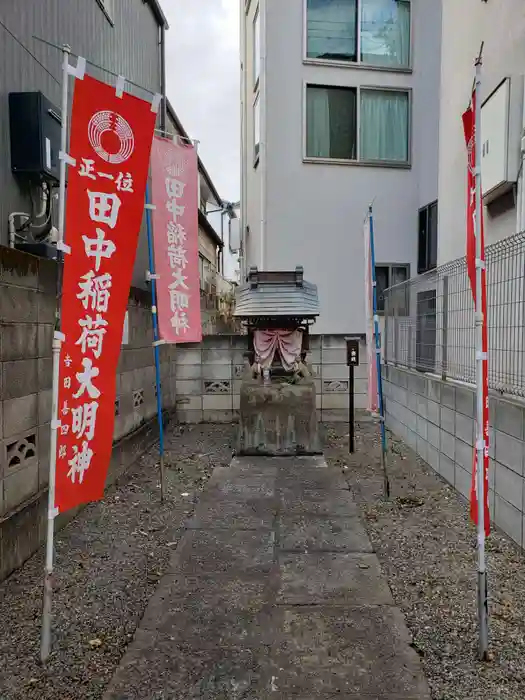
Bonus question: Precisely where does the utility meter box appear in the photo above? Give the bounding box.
[481,76,524,203]
[9,91,61,183]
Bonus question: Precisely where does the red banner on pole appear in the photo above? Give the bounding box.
[463,92,490,536]
[54,75,157,513]
[150,136,201,343]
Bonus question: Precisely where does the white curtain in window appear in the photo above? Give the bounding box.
[307,0,357,60]
[306,87,331,158]
[361,0,410,68]
[360,90,408,162]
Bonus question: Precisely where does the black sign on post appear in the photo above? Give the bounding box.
[346,338,360,454]
[346,338,360,367]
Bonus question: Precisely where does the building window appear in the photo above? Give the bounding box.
[306,86,357,159]
[254,94,260,165]
[306,0,410,69]
[96,0,115,24]
[375,263,409,313]
[306,85,409,164]
[360,89,409,162]
[418,200,438,274]
[253,7,260,88]
[307,0,358,62]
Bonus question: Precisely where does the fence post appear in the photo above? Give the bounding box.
[407,321,413,369]
[384,291,389,365]
[393,289,399,366]
[442,275,448,381]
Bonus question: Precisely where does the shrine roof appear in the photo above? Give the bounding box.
[234,267,319,319]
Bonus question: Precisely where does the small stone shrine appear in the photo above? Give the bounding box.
[234,266,321,455]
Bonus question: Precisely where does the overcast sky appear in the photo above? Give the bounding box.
[163,0,240,203]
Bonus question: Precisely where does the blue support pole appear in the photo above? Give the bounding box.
[145,183,166,501]
[368,205,390,497]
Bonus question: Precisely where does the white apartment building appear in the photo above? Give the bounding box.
[438,0,525,264]
[240,0,442,335]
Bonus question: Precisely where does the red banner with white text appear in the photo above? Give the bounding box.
[54,74,157,513]
[150,136,201,343]
[463,92,490,536]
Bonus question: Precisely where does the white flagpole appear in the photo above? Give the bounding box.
[40,44,72,664]
[474,54,489,660]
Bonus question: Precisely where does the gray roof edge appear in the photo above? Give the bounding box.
[236,279,318,293]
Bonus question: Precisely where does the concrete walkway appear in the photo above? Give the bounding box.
[104,455,430,699]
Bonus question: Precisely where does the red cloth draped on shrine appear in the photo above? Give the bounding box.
[253,329,303,371]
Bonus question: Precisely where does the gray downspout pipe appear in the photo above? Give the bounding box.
[160,24,167,134]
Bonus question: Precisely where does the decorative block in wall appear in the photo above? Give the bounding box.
[5,432,37,470]
[133,389,144,408]
[204,380,231,394]
[323,380,349,393]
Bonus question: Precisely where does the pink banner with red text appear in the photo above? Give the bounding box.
[150,136,201,343]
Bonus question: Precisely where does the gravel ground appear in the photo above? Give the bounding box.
[324,420,525,700]
[0,422,235,700]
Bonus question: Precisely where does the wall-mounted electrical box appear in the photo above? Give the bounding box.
[9,91,61,183]
[481,76,524,203]
[229,217,241,253]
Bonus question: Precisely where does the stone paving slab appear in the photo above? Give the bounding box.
[271,606,430,697]
[278,514,373,552]
[140,574,272,628]
[104,640,271,699]
[277,468,348,491]
[277,552,393,605]
[279,487,358,516]
[187,496,276,530]
[228,456,284,473]
[104,455,430,700]
[171,529,275,575]
[203,474,276,500]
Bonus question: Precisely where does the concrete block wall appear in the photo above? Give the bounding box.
[383,364,525,549]
[0,247,176,523]
[174,334,247,424]
[311,334,368,421]
[174,334,369,424]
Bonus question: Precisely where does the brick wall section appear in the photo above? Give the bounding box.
[0,247,176,522]
[174,334,369,424]
[383,364,525,549]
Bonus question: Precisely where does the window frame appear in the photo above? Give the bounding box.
[417,200,438,274]
[303,82,412,168]
[253,92,261,168]
[375,262,410,314]
[303,0,413,73]
[96,0,115,25]
[253,6,261,91]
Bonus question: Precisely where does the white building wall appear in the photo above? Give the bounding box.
[241,0,262,276]
[241,0,442,335]
[438,0,525,265]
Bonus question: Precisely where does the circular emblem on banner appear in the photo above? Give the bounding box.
[88,111,135,164]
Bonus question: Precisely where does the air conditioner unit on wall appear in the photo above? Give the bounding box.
[481,76,524,203]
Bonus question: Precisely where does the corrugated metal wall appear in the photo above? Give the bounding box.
[0,0,162,252]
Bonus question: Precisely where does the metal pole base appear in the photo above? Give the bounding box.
[478,570,489,660]
[40,570,53,663]
[159,454,166,503]
[381,449,390,500]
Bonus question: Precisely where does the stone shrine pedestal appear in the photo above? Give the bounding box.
[237,378,321,456]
